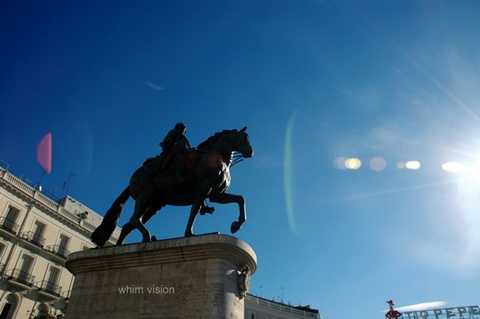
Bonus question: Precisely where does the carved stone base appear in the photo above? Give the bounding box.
[65,234,257,319]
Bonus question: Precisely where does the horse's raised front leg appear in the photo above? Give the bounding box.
[209,192,246,234]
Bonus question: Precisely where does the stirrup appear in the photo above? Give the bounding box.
[200,206,215,215]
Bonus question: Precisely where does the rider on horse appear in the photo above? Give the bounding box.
[160,123,191,166]
[91,126,253,246]
[159,122,191,181]
[157,123,214,215]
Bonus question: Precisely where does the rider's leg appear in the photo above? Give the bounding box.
[200,200,215,215]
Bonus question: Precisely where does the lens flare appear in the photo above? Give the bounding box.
[405,160,421,170]
[442,161,465,173]
[37,132,52,174]
[369,157,387,172]
[283,113,298,234]
[334,157,347,170]
[345,158,362,170]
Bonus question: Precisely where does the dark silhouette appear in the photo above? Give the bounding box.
[91,126,253,246]
[385,300,402,319]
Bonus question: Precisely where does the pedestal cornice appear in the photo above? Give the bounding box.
[66,233,257,275]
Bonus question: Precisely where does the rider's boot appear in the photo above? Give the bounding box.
[200,205,215,215]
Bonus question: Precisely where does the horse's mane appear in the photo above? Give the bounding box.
[197,129,237,150]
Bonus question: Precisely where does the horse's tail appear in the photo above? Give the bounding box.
[91,187,131,247]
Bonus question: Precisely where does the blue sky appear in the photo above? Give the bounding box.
[2,1,480,318]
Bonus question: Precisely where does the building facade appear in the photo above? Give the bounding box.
[0,165,119,318]
[245,294,320,319]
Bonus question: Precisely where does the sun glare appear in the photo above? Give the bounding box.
[345,158,362,170]
[442,161,466,173]
[405,160,421,170]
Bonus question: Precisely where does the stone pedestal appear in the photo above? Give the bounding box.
[65,234,256,319]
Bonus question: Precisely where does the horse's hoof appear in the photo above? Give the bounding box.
[184,231,194,237]
[230,221,241,234]
[151,236,157,241]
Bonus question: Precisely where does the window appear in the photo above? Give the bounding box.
[5,206,19,223]
[46,266,61,292]
[2,206,19,232]
[18,254,34,283]
[0,294,18,319]
[0,242,5,262]
[57,234,70,257]
[0,302,13,319]
[31,221,46,245]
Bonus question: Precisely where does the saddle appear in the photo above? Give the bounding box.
[142,150,197,177]
[138,150,214,224]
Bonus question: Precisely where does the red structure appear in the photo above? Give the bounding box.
[386,300,402,319]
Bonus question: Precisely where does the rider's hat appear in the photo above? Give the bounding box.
[174,122,186,130]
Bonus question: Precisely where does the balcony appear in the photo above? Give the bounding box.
[20,231,45,248]
[4,268,36,286]
[37,280,63,297]
[0,217,19,234]
[45,244,70,259]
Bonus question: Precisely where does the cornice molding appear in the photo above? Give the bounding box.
[0,179,90,238]
[0,170,118,243]
[67,234,257,275]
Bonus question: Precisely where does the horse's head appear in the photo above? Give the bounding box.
[234,127,254,158]
[197,127,254,159]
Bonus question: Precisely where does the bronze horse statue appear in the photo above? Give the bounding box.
[91,127,253,246]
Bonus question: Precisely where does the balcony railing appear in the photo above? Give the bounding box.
[0,217,19,234]
[20,231,46,247]
[45,244,70,259]
[38,280,63,297]
[5,268,36,286]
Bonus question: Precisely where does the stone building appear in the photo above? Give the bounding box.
[0,165,119,318]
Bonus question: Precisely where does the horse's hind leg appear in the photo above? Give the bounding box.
[132,196,151,242]
[116,197,151,245]
[134,219,151,243]
[116,222,134,246]
[141,204,163,224]
[185,201,202,237]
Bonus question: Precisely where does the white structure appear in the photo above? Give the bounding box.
[0,165,119,318]
[245,294,320,319]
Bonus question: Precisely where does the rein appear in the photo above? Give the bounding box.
[197,130,247,168]
[230,151,245,167]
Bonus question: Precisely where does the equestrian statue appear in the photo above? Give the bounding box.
[91,124,253,247]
